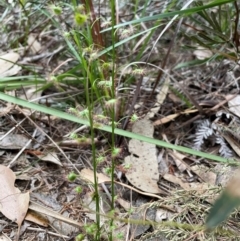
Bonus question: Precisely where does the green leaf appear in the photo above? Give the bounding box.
[188,35,211,48]
[206,191,240,229]
[210,11,222,33]
[206,172,240,229]
[198,32,220,44]
[174,58,211,69]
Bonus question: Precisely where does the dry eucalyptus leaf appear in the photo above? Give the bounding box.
[1,64,21,77]
[80,168,111,184]
[222,134,240,158]
[124,118,163,194]
[25,210,49,227]
[0,52,20,77]
[164,173,214,196]
[149,76,169,117]
[155,208,174,222]
[0,165,29,227]
[117,198,131,211]
[27,34,41,54]
[0,103,14,117]
[38,152,62,166]
[0,133,32,149]
[189,182,213,196]
[163,173,190,191]
[13,87,42,101]
[82,191,126,238]
[29,201,82,227]
[228,95,240,118]
[0,234,11,241]
[154,109,198,125]
[82,191,111,225]
[48,211,79,236]
[169,151,188,173]
[193,47,212,60]
[191,165,217,185]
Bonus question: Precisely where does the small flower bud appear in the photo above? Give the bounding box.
[75,233,84,241]
[105,99,117,109]
[74,13,88,25]
[112,147,121,157]
[75,186,82,193]
[132,68,146,76]
[130,113,139,123]
[67,172,77,181]
[51,5,62,15]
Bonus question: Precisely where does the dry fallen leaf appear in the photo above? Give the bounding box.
[117,198,131,211]
[193,47,212,60]
[124,118,164,194]
[163,173,190,191]
[80,168,164,199]
[7,87,43,102]
[1,64,21,77]
[0,133,32,149]
[82,191,111,225]
[25,210,49,227]
[27,34,41,54]
[0,103,15,117]
[82,191,127,239]
[155,208,175,222]
[163,173,214,198]
[29,201,82,227]
[149,76,169,117]
[222,134,240,158]
[0,52,20,77]
[0,234,11,241]
[169,151,188,173]
[0,165,29,240]
[80,168,111,184]
[154,109,198,125]
[191,165,217,185]
[38,152,62,166]
[228,95,240,118]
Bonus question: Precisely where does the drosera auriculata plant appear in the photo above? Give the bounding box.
[0,0,239,240]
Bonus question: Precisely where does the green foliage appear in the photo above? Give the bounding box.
[206,173,240,230]
[187,1,234,48]
[206,190,240,229]
[179,0,238,69]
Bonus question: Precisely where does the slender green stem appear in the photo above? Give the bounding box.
[109,0,116,240]
[86,59,101,241]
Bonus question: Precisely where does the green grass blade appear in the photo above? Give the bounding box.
[206,171,240,229]
[101,0,235,31]
[0,92,238,165]
[206,191,240,229]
